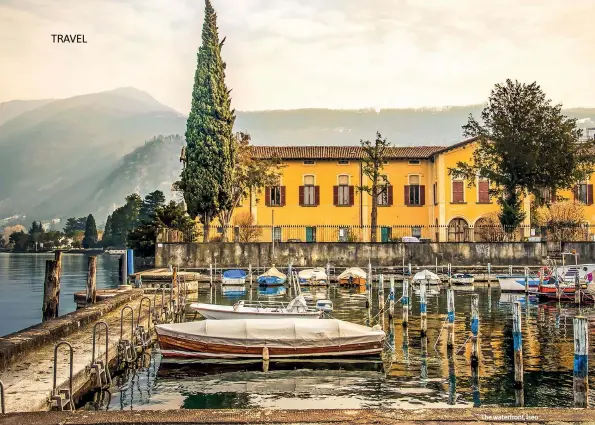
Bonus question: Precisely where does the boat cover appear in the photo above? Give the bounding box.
[413,270,440,282]
[258,267,286,280]
[337,267,367,280]
[223,269,247,279]
[298,268,328,280]
[156,318,385,347]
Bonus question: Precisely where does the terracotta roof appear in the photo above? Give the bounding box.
[250,145,447,160]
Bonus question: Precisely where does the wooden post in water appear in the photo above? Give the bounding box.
[470,294,479,367]
[420,281,427,336]
[446,288,455,349]
[573,316,589,408]
[388,276,395,320]
[209,263,213,288]
[524,267,529,295]
[366,262,372,310]
[447,263,452,288]
[248,264,253,289]
[420,333,428,380]
[86,256,97,305]
[378,275,385,328]
[42,260,60,321]
[487,263,491,287]
[326,262,330,283]
[408,262,412,276]
[512,301,523,389]
[575,266,581,306]
[402,277,409,327]
[54,250,62,284]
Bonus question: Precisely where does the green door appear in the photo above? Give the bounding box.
[306,227,316,242]
[381,227,391,242]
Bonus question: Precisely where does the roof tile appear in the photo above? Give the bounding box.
[250,145,447,160]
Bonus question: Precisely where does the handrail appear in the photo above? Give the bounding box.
[0,379,5,414]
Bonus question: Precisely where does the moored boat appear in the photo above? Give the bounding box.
[222,269,247,285]
[450,273,474,285]
[337,267,367,286]
[298,267,328,286]
[190,295,322,320]
[156,318,385,359]
[496,275,540,292]
[413,270,441,285]
[257,267,287,286]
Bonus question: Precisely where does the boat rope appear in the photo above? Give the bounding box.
[432,317,449,351]
[447,334,472,361]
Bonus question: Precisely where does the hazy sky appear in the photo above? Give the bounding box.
[0,0,593,113]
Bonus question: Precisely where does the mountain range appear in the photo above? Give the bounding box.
[0,87,594,227]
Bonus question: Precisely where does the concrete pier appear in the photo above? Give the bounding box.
[0,289,160,413]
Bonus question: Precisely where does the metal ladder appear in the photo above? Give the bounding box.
[90,321,112,390]
[118,306,137,365]
[51,341,74,411]
[0,379,5,414]
[135,297,153,349]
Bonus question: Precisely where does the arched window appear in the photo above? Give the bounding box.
[448,218,469,242]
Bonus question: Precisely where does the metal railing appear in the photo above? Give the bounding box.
[161,224,595,244]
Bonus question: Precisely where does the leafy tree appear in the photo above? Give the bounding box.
[108,194,143,247]
[357,132,391,243]
[10,231,30,252]
[535,200,587,242]
[82,214,98,248]
[140,190,166,222]
[233,212,262,242]
[449,79,595,227]
[217,132,282,240]
[179,0,235,242]
[29,221,44,247]
[63,217,87,236]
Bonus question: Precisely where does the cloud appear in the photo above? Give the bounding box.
[0,0,593,112]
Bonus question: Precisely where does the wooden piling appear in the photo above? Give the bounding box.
[402,277,409,327]
[420,281,427,337]
[378,275,385,328]
[471,361,481,407]
[487,263,491,287]
[447,263,452,288]
[446,288,455,349]
[420,334,428,380]
[388,276,395,320]
[448,348,456,405]
[42,260,60,321]
[512,301,523,389]
[54,250,62,284]
[470,294,479,367]
[86,256,97,305]
[408,262,412,276]
[573,316,589,408]
[524,267,529,295]
[209,263,213,288]
[402,325,409,363]
[575,271,581,305]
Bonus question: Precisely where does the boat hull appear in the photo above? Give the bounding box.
[257,276,286,286]
[497,276,540,292]
[190,304,322,320]
[338,277,366,286]
[222,277,246,285]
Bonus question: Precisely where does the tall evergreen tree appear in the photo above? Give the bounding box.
[83,214,98,248]
[102,214,113,247]
[140,190,166,223]
[179,0,235,241]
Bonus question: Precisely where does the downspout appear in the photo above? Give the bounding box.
[360,159,363,227]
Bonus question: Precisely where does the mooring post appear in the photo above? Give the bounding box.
[447,263,452,287]
[447,288,455,349]
[402,326,409,363]
[249,264,253,289]
[288,262,292,284]
[420,281,427,336]
[575,268,581,306]
[42,260,60,321]
[470,294,480,367]
[421,333,428,380]
[326,262,330,283]
[378,274,385,327]
[487,263,491,287]
[388,276,395,320]
[509,264,513,276]
[209,263,213,288]
[120,252,128,284]
[524,267,529,295]
[54,250,62,284]
[512,301,523,389]
[408,262,412,276]
[448,349,456,406]
[366,262,372,309]
[471,360,481,407]
[402,277,409,327]
[86,256,97,305]
[573,316,589,408]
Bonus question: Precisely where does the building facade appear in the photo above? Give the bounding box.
[225,138,594,242]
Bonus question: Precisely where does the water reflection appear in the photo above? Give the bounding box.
[105,283,595,409]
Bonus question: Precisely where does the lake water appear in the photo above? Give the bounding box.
[79,283,595,410]
[0,253,121,337]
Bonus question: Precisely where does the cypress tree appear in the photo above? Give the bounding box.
[180,0,235,241]
[83,214,98,248]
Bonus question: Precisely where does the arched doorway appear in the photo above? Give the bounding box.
[448,218,469,242]
[474,217,489,242]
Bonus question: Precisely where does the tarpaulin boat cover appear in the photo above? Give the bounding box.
[156,318,384,348]
[223,269,247,279]
[337,267,367,280]
[298,267,327,280]
[258,267,286,280]
[413,270,440,282]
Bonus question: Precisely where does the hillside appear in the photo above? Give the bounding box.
[0,99,55,126]
[0,88,187,218]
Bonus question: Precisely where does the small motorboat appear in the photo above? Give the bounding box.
[315,299,333,312]
[257,267,287,286]
[337,267,367,286]
[450,273,474,285]
[190,295,322,320]
[222,269,247,285]
[298,267,328,286]
[496,275,540,292]
[156,318,385,359]
[413,270,441,285]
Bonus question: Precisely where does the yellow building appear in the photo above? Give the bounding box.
[225,138,593,242]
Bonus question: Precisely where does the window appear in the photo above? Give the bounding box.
[411,226,422,239]
[452,180,464,203]
[575,183,593,205]
[377,182,393,206]
[272,227,282,242]
[303,160,315,165]
[265,186,285,206]
[433,182,437,205]
[405,175,424,206]
[478,178,490,203]
[408,160,420,165]
[334,175,353,206]
[448,218,469,242]
[338,227,350,242]
[300,175,318,206]
[338,160,349,165]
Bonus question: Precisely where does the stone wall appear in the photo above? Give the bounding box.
[154,241,595,268]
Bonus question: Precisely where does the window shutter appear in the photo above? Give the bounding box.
[333,186,339,206]
[299,186,304,206]
[420,185,426,206]
[387,185,393,206]
[589,184,594,206]
[453,181,464,203]
[315,186,320,206]
[404,185,410,206]
[479,181,489,203]
[280,186,286,206]
[265,187,271,206]
[349,186,355,206]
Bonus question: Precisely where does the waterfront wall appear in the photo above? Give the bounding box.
[155,241,595,268]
